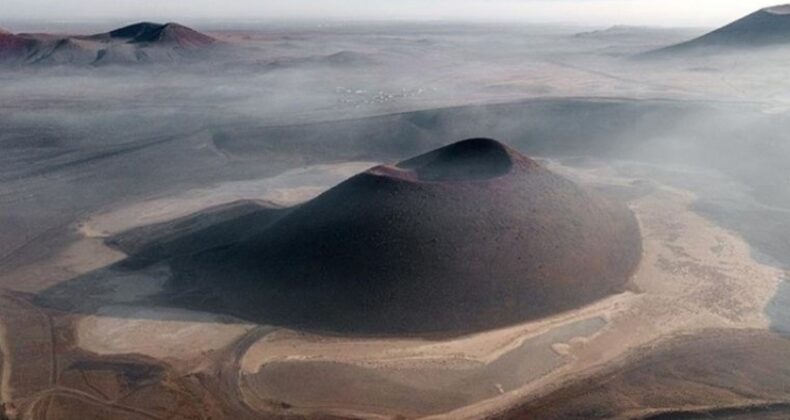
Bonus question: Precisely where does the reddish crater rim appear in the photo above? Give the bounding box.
[367,138,536,183]
[366,165,420,182]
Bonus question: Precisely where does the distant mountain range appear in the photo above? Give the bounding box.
[575,25,684,40]
[0,22,217,66]
[646,4,790,56]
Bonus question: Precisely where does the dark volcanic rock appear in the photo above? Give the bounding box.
[109,22,166,40]
[647,5,790,56]
[170,138,642,334]
[108,22,215,49]
[0,31,36,61]
[1,22,216,66]
[107,199,286,264]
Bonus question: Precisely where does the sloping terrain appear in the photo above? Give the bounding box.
[0,31,36,61]
[105,199,286,264]
[168,138,641,334]
[0,22,217,66]
[496,330,790,420]
[102,22,216,49]
[647,5,790,55]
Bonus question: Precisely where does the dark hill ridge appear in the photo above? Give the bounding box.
[107,199,287,264]
[0,21,216,65]
[168,138,642,334]
[646,4,790,56]
[105,22,215,49]
[109,22,167,40]
[264,50,377,72]
[0,31,36,60]
[392,137,527,181]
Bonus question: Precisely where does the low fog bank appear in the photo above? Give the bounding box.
[0,23,709,124]
[1,22,789,288]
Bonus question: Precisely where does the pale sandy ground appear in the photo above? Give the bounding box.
[67,162,374,368]
[0,162,375,295]
[80,162,376,237]
[76,306,254,365]
[0,162,379,396]
[2,159,783,418]
[439,162,783,419]
[232,161,782,419]
[0,235,129,294]
[3,27,790,418]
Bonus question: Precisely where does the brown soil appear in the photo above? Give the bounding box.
[494,329,790,419]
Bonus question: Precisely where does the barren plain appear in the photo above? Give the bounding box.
[2,13,790,420]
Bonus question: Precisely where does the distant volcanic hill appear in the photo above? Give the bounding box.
[0,30,37,61]
[168,138,642,334]
[103,22,216,49]
[0,22,216,66]
[575,25,685,40]
[646,4,790,56]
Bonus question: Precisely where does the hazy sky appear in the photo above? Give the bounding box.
[1,0,783,27]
